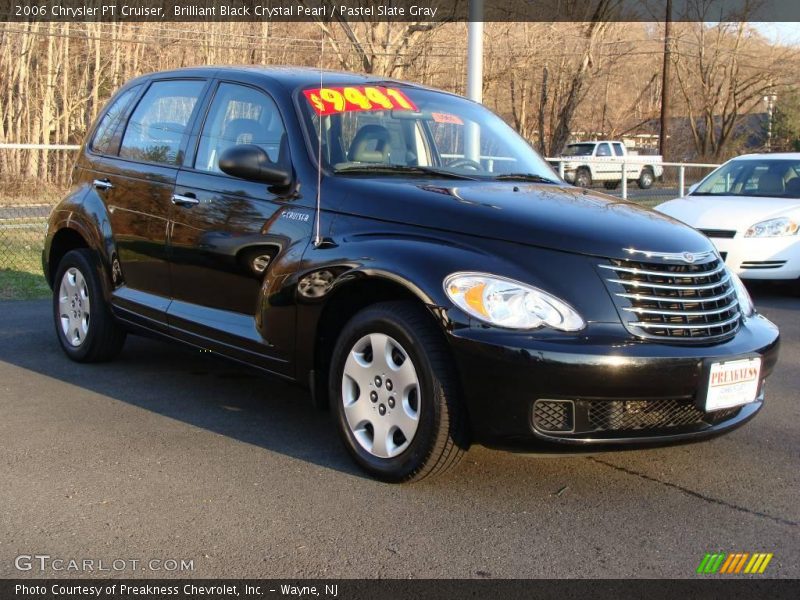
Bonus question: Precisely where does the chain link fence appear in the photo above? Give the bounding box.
[0,144,77,298]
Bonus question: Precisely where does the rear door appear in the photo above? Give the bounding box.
[102,78,209,325]
[166,81,308,372]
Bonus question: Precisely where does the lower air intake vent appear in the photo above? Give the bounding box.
[586,399,740,432]
[532,400,575,432]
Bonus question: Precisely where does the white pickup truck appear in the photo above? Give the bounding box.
[558,140,663,190]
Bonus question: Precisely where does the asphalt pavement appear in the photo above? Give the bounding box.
[1,286,798,579]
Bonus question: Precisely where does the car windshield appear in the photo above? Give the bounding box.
[298,83,558,182]
[562,143,595,156]
[693,158,800,198]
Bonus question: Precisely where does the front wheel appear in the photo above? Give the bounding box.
[330,302,468,482]
[53,249,126,362]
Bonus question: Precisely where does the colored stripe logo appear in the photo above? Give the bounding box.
[697,552,773,574]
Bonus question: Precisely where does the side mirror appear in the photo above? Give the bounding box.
[219,144,290,186]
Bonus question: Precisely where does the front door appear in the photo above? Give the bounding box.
[167,82,311,371]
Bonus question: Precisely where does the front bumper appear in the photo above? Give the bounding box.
[447,314,780,449]
[711,235,800,280]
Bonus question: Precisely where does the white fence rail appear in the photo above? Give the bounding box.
[545,157,720,199]
[0,143,81,150]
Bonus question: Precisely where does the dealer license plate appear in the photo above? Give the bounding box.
[705,358,761,411]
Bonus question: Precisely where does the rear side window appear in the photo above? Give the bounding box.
[90,86,140,155]
[195,83,287,173]
[119,80,205,166]
[613,143,625,157]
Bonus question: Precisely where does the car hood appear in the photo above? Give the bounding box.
[325,178,712,259]
[656,195,800,232]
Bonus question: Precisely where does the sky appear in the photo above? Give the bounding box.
[751,22,800,45]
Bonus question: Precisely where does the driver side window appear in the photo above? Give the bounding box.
[195,83,287,173]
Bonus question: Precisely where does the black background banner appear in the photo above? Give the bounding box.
[3,579,800,600]
[4,0,800,23]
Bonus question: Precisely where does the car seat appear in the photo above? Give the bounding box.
[348,124,391,163]
[757,171,785,196]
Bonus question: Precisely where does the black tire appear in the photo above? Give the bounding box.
[329,301,468,483]
[603,181,619,190]
[52,249,126,362]
[638,167,654,189]
[575,167,592,188]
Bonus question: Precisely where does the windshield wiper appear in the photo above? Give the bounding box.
[492,173,560,184]
[333,164,480,180]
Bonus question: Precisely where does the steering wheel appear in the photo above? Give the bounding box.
[446,158,483,171]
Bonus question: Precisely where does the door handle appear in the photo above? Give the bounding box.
[171,193,199,207]
[93,178,113,191]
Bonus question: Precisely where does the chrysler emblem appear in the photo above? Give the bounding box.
[623,248,715,263]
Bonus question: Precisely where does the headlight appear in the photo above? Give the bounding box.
[728,269,755,318]
[444,273,585,331]
[744,217,798,237]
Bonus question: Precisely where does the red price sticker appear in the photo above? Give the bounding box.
[431,112,464,125]
[303,86,418,116]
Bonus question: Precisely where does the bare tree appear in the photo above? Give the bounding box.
[672,19,796,159]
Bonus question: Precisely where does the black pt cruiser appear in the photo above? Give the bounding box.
[44,67,780,482]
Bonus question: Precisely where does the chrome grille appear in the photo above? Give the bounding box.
[600,255,741,342]
[698,228,736,239]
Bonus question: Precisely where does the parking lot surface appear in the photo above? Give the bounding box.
[1,287,798,578]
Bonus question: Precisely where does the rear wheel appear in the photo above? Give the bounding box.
[53,249,126,362]
[575,167,592,188]
[330,301,468,482]
[638,167,655,189]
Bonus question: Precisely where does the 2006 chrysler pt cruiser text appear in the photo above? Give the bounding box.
[43,67,780,482]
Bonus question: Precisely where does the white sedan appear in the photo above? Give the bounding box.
[656,153,800,284]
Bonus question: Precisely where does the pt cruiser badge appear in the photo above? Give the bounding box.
[43,67,780,482]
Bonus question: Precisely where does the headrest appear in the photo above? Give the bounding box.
[785,177,800,196]
[147,122,184,143]
[348,124,391,163]
[222,118,263,144]
[757,172,784,196]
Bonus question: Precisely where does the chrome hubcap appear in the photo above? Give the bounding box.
[342,333,421,459]
[58,267,90,347]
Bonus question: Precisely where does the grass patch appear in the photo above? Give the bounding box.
[0,267,50,300]
[0,222,50,300]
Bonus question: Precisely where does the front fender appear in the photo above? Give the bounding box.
[290,225,498,385]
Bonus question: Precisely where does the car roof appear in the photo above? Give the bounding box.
[729,152,800,160]
[130,65,449,96]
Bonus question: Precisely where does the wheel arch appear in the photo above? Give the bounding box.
[46,226,92,288]
[304,271,445,409]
